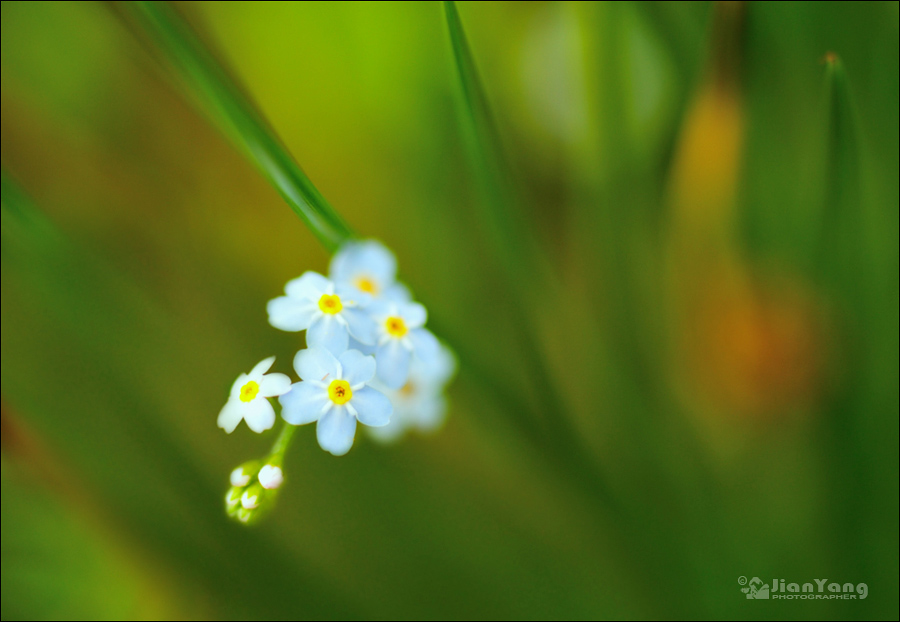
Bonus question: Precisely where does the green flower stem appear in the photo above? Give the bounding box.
[124,1,353,251]
[266,420,296,467]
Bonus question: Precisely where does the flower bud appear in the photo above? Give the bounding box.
[258,464,284,490]
[241,483,264,510]
[230,460,258,487]
[225,486,243,509]
[235,507,255,524]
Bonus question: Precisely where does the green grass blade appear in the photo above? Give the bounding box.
[633,2,707,86]
[441,2,560,415]
[442,0,618,512]
[1,174,360,618]
[123,1,352,251]
[817,54,862,286]
[441,2,558,427]
[441,1,545,283]
[814,54,878,586]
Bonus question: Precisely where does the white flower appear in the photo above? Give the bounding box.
[257,464,284,490]
[368,299,440,389]
[279,347,392,456]
[267,271,377,355]
[329,239,411,301]
[369,342,456,443]
[218,357,291,434]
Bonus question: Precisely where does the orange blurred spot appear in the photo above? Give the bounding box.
[686,275,826,418]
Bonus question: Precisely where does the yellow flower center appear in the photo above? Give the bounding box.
[239,380,259,402]
[385,316,408,338]
[328,379,353,405]
[399,381,415,396]
[354,276,377,295]
[318,294,343,315]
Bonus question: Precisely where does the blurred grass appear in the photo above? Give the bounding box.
[2,1,898,619]
[120,1,352,251]
[1,453,174,620]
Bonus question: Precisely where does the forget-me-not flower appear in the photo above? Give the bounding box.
[267,271,377,355]
[279,347,392,456]
[329,239,411,301]
[218,357,291,434]
[368,299,440,389]
[369,341,456,442]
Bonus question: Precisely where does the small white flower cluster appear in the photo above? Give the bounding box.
[218,240,455,458]
[225,460,284,524]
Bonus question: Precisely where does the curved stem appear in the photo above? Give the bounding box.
[266,421,296,467]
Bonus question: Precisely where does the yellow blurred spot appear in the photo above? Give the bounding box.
[385,316,408,338]
[318,294,343,315]
[328,379,352,405]
[670,84,744,226]
[354,276,377,295]
[239,381,259,403]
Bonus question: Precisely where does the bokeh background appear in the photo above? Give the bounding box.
[2,1,897,619]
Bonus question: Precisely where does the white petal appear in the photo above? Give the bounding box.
[267,296,317,331]
[229,373,250,399]
[259,372,291,397]
[243,398,276,433]
[433,342,458,382]
[351,386,393,427]
[258,465,283,490]
[284,271,331,300]
[367,418,408,443]
[316,407,357,456]
[399,302,427,328]
[339,350,376,386]
[349,337,377,356]
[217,399,244,434]
[330,240,396,289]
[366,298,395,319]
[366,377,395,395]
[382,282,412,303]
[376,340,412,389]
[293,347,340,382]
[307,315,349,355]
[280,382,330,425]
[334,283,372,308]
[341,307,377,345]
[410,342,457,385]
[249,356,276,379]
[412,394,447,432]
[357,241,397,285]
[409,328,440,363]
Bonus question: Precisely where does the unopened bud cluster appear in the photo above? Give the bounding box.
[224,460,284,525]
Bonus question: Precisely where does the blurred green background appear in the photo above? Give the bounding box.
[1,1,897,619]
